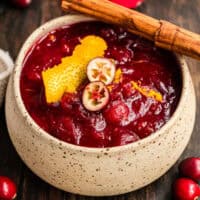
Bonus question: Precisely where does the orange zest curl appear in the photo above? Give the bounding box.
[131,81,163,102]
[42,35,108,103]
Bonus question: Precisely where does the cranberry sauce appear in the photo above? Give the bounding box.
[20,21,182,148]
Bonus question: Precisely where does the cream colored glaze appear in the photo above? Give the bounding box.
[5,15,196,196]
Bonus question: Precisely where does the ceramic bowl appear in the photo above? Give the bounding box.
[5,15,196,196]
[0,49,14,107]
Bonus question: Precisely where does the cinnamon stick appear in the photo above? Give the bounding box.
[61,0,200,60]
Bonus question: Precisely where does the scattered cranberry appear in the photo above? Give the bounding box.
[179,157,200,182]
[104,101,129,124]
[110,0,144,8]
[0,176,17,200]
[11,0,32,8]
[173,178,200,200]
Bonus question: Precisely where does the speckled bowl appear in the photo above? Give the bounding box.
[5,15,196,196]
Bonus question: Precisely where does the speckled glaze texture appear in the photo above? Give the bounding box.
[5,15,196,196]
[0,49,14,106]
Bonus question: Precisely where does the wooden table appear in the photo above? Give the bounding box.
[0,0,199,199]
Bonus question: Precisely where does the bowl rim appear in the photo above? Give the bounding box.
[13,14,190,153]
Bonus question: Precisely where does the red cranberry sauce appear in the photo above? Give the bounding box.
[20,21,182,148]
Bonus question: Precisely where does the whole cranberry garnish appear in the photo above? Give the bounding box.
[173,178,200,200]
[179,157,200,181]
[0,176,17,200]
[104,101,129,124]
[11,0,32,8]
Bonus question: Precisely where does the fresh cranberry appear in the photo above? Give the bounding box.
[173,178,200,200]
[0,176,17,200]
[104,101,129,124]
[110,0,144,8]
[179,157,200,181]
[11,0,32,8]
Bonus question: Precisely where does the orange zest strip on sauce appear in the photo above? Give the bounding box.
[113,68,122,84]
[131,81,163,102]
[42,35,108,103]
[107,68,122,92]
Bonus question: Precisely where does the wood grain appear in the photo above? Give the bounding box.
[0,0,200,199]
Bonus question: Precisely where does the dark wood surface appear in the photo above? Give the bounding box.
[0,0,200,199]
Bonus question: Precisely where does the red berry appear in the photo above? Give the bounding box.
[104,101,129,124]
[11,0,32,8]
[0,176,17,200]
[110,0,144,9]
[173,178,200,200]
[179,157,200,181]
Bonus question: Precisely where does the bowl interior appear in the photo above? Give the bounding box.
[13,14,188,153]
